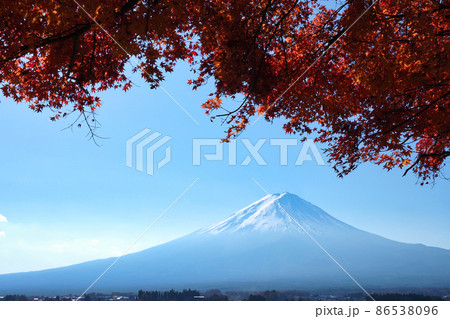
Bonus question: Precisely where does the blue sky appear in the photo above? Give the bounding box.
[0,61,449,274]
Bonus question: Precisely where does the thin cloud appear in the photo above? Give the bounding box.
[0,231,5,237]
[0,214,7,223]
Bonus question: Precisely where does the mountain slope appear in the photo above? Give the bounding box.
[0,193,449,295]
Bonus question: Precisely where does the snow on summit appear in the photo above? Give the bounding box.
[200,192,350,235]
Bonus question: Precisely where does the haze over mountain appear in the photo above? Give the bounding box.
[1,193,449,295]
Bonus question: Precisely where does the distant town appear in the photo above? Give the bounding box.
[1,288,449,301]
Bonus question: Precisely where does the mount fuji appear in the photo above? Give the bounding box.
[1,193,449,295]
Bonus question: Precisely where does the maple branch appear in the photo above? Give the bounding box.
[81,109,103,146]
[356,90,450,148]
[280,20,290,78]
[1,23,93,64]
[403,151,450,177]
[216,94,250,124]
[118,0,142,17]
[243,0,276,59]
[87,31,98,83]
[381,91,450,137]
[310,1,349,37]
[66,32,81,78]
[264,0,300,50]
[217,0,301,122]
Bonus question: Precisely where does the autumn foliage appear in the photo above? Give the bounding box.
[0,0,448,182]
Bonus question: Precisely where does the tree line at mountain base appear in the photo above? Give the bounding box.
[366,294,444,301]
[1,290,447,301]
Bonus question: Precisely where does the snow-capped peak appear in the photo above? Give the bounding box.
[199,192,349,235]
